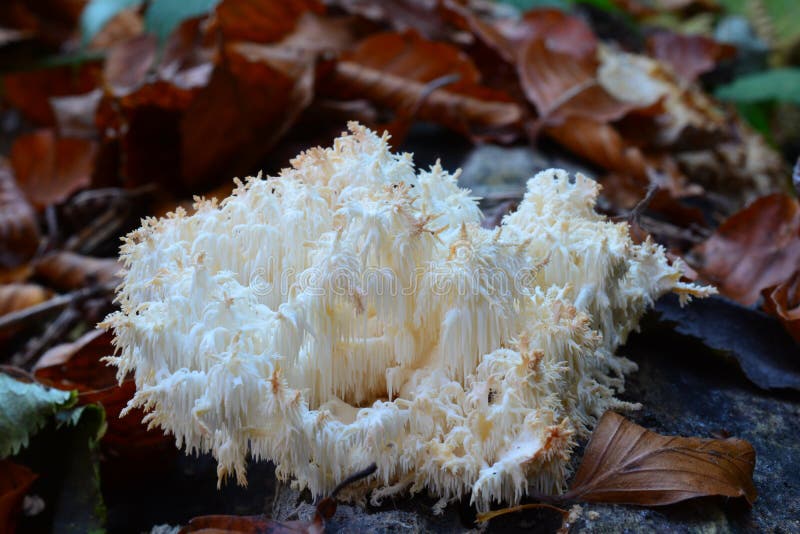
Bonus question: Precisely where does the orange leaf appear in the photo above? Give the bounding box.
[9,130,97,209]
[691,194,800,306]
[0,460,37,534]
[325,30,522,141]
[566,411,757,506]
[0,160,40,268]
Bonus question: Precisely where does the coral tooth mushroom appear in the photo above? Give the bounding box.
[102,122,713,512]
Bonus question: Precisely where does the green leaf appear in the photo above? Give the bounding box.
[144,0,221,42]
[715,68,800,105]
[0,374,77,458]
[735,101,774,142]
[80,0,144,45]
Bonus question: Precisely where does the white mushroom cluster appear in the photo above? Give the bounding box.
[102,123,712,512]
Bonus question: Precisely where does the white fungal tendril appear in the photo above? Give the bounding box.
[101,122,714,512]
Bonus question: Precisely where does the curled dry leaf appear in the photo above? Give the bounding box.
[646,31,736,84]
[0,284,52,317]
[762,271,800,344]
[33,251,121,292]
[565,411,757,506]
[9,130,97,209]
[0,160,40,269]
[0,460,37,534]
[691,194,800,306]
[324,30,522,141]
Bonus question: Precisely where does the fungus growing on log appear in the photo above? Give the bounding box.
[101,123,713,512]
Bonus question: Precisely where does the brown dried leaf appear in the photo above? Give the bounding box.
[3,62,102,125]
[566,411,757,506]
[545,116,649,179]
[691,194,800,306]
[214,0,323,43]
[0,460,37,534]
[50,89,103,139]
[762,271,800,344]
[518,39,635,125]
[9,129,97,209]
[0,160,40,268]
[647,31,736,83]
[324,30,522,141]
[33,251,121,291]
[498,7,598,59]
[0,284,52,316]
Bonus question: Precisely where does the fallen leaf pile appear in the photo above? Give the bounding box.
[0,0,793,531]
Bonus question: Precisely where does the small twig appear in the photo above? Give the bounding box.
[0,281,116,336]
[11,305,81,368]
[627,183,659,226]
[476,502,569,524]
[330,463,378,499]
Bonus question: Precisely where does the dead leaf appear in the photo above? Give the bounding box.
[497,7,598,60]
[50,89,103,139]
[647,31,736,83]
[33,251,121,291]
[0,159,40,268]
[9,130,97,209]
[691,194,800,306]
[3,62,102,125]
[762,272,800,344]
[103,33,159,96]
[214,0,324,43]
[0,460,37,534]
[565,411,756,506]
[545,116,649,179]
[518,39,636,126]
[324,30,522,141]
[0,284,52,317]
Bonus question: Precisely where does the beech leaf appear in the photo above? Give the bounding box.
[565,411,757,506]
[324,30,522,141]
[691,193,800,306]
